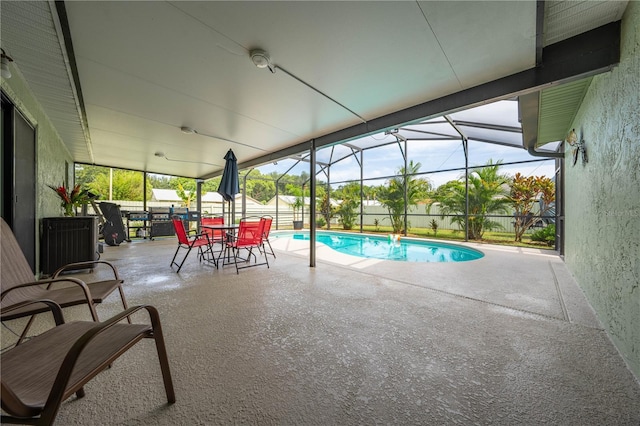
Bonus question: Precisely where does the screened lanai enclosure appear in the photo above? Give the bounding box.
[79,98,562,255]
[232,99,561,244]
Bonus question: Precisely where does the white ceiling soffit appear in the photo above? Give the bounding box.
[537,77,593,146]
[0,1,92,162]
[0,1,626,179]
[533,0,628,147]
[544,0,628,46]
[59,0,536,179]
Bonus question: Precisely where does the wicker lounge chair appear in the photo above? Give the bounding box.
[1,218,129,346]
[1,299,175,425]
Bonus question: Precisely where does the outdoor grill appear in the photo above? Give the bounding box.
[148,207,173,238]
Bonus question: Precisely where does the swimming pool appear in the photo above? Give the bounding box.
[272,231,484,262]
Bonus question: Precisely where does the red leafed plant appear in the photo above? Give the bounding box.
[48,183,89,216]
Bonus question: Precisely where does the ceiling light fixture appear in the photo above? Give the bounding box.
[250,49,275,73]
[249,48,366,123]
[1,48,14,79]
[155,151,221,167]
[177,125,268,152]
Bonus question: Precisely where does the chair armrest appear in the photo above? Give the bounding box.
[48,305,167,406]
[52,260,121,281]
[1,277,92,302]
[188,232,210,244]
[1,299,65,326]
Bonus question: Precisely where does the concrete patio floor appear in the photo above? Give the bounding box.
[3,234,639,425]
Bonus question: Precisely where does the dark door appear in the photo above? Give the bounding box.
[1,92,37,272]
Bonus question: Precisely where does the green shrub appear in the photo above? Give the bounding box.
[531,224,556,246]
[430,219,438,236]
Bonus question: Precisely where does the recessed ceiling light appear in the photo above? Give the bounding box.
[154,152,165,157]
[181,126,196,134]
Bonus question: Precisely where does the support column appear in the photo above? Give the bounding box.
[403,137,408,236]
[196,179,202,232]
[463,138,469,241]
[310,140,316,267]
[360,149,364,233]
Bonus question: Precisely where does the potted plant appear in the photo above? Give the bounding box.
[48,183,90,216]
[292,196,304,230]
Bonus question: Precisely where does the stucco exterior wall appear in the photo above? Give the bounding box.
[564,2,639,378]
[2,68,74,271]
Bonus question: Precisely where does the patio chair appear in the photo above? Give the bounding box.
[1,299,175,425]
[1,217,129,346]
[220,217,269,274]
[201,216,225,257]
[170,216,215,272]
[260,215,275,258]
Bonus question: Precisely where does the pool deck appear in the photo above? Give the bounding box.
[271,233,598,326]
[5,234,639,424]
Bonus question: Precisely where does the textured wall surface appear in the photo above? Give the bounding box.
[2,68,74,271]
[564,1,640,378]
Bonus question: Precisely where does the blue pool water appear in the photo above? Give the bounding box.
[272,231,483,262]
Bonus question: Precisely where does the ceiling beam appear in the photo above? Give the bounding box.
[535,0,545,67]
[214,21,620,178]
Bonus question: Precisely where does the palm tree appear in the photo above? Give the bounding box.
[378,161,430,234]
[430,160,510,240]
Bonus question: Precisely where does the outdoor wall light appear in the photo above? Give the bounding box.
[1,48,14,79]
[566,128,588,166]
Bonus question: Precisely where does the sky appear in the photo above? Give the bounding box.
[253,100,560,189]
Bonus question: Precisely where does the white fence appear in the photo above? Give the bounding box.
[87,200,301,229]
[88,200,534,233]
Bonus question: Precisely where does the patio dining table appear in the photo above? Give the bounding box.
[201,223,239,266]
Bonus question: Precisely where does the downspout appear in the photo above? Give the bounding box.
[519,93,564,158]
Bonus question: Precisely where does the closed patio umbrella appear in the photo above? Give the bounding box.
[217,149,239,223]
